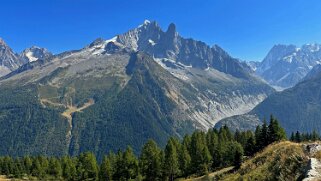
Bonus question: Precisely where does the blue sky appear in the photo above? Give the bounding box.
[1,0,321,61]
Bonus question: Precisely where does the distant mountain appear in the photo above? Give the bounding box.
[216,70,321,135]
[245,61,261,72]
[303,64,321,81]
[0,21,274,158]
[0,38,54,77]
[256,43,321,88]
[0,38,24,76]
[20,46,53,63]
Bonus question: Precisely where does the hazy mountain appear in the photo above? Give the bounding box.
[0,21,274,158]
[303,64,321,81]
[256,43,321,88]
[216,71,321,135]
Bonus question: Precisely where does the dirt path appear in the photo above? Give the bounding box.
[40,98,66,108]
[179,166,233,181]
[303,143,321,181]
[303,158,321,181]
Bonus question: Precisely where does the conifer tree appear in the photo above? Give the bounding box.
[290,132,295,142]
[233,148,243,170]
[23,156,33,175]
[79,152,98,180]
[62,156,77,181]
[164,139,180,181]
[139,139,162,181]
[268,115,287,143]
[48,157,62,178]
[99,156,113,181]
[295,131,302,143]
[122,146,139,180]
[178,144,191,177]
[245,135,256,156]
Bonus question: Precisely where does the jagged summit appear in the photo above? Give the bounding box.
[256,43,321,88]
[166,23,177,34]
[116,20,252,78]
[20,46,53,63]
[0,38,23,74]
[0,37,5,45]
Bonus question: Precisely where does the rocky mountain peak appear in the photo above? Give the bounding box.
[20,46,53,63]
[0,38,6,46]
[0,38,22,72]
[166,23,177,36]
[88,38,105,48]
[256,42,321,88]
[301,43,321,53]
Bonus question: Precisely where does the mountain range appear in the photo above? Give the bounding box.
[254,43,321,89]
[0,21,274,158]
[2,20,321,158]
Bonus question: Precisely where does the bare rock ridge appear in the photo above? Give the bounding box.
[303,143,321,181]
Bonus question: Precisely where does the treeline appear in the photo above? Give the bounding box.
[0,115,286,180]
[290,130,320,143]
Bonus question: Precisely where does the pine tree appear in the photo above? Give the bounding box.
[23,156,33,175]
[122,146,139,180]
[48,157,62,178]
[62,156,77,181]
[164,139,180,181]
[233,147,243,170]
[31,157,45,178]
[190,131,209,175]
[311,130,320,141]
[79,152,98,180]
[290,132,295,142]
[178,144,191,177]
[295,131,302,143]
[139,139,162,181]
[99,156,113,181]
[254,125,262,151]
[268,115,287,143]
[245,135,256,156]
[201,146,212,175]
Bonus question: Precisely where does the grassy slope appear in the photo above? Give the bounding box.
[181,141,308,181]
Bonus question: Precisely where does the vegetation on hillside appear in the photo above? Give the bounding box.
[0,115,287,181]
[218,141,308,181]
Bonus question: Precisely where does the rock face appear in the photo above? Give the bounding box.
[303,64,321,81]
[0,38,22,76]
[0,38,53,77]
[116,20,253,79]
[256,43,321,89]
[20,46,53,63]
[303,158,321,181]
[216,69,321,135]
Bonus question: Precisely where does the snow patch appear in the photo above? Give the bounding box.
[148,39,156,46]
[91,36,117,55]
[25,51,38,62]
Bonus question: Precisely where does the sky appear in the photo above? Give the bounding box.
[1,0,321,61]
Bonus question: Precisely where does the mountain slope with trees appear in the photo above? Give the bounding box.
[0,21,274,158]
[0,116,288,181]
